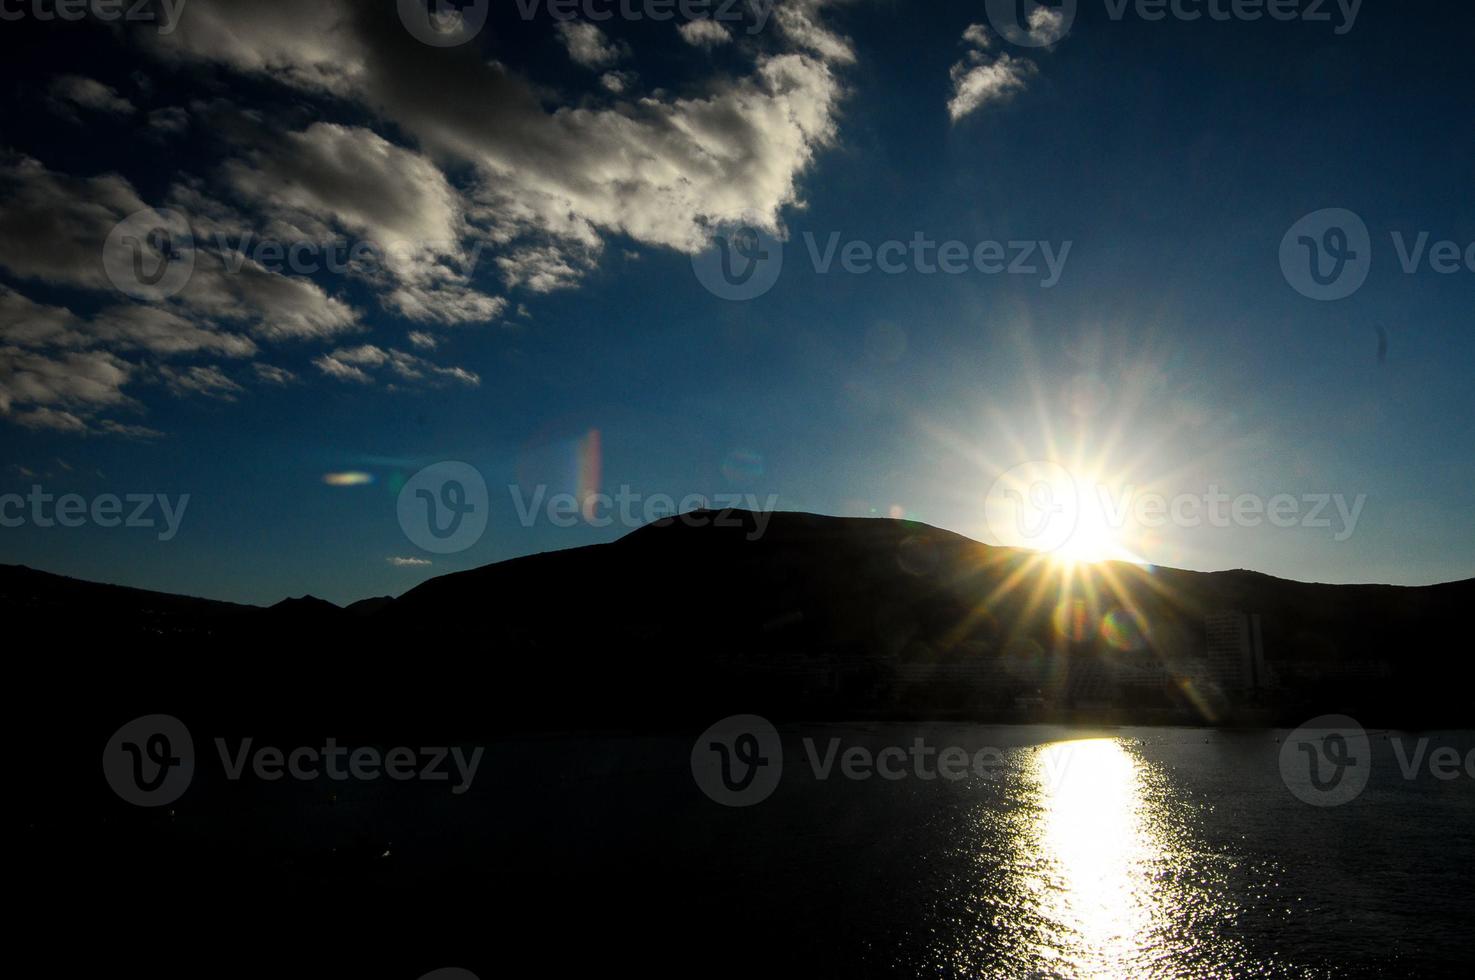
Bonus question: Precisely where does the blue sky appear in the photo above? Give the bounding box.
[1,0,1472,605]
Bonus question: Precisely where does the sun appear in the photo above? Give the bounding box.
[979,460,1139,566]
[1051,497,1130,565]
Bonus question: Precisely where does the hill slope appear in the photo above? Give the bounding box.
[6,511,1472,728]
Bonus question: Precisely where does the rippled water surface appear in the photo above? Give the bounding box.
[157,725,1474,977]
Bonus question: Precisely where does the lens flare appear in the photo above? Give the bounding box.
[322,471,374,486]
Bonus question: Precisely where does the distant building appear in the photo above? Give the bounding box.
[1203,611,1267,691]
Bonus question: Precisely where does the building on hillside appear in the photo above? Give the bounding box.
[1203,610,1268,691]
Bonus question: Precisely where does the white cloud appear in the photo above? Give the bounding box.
[947,24,1038,122]
[88,305,258,358]
[599,70,634,94]
[1024,6,1071,46]
[49,75,136,117]
[0,156,362,343]
[776,0,856,65]
[148,106,191,134]
[145,0,367,95]
[555,21,630,69]
[97,419,165,439]
[218,121,505,325]
[0,154,148,291]
[2,1,860,433]
[252,363,297,385]
[678,19,732,48]
[12,406,90,432]
[159,364,244,400]
[0,346,134,416]
[149,2,853,289]
[961,23,994,49]
[388,556,433,567]
[314,344,479,388]
[0,287,84,348]
[313,352,371,383]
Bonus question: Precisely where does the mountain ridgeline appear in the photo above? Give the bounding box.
[6,511,1471,730]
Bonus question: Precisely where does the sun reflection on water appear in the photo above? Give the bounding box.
[919,735,1277,978]
[1029,738,1160,979]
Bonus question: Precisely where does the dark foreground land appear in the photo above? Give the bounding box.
[8,513,1474,977]
[6,511,1473,730]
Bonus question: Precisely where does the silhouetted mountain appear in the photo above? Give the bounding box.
[6,512,1472,729]
[344,596,394,617]
[265,595,343,626]
[0,561,252,636]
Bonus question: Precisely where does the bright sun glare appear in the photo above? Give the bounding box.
[980,460,1140,566]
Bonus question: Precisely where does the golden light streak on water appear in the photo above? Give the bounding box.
[1028,738,1161,979]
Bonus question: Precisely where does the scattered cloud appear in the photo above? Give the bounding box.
[947,24,1038,122]
[313,344,479,388]
[12,406,90,432]
[159,364,244,400]
[1021,5,1071,47]
[388,556,433,567]
[555,21,630,69]
[599,70,635,94]
[776,0,856,65]
[2,1,858,434]
[49,75,136,118]
[219,121,504,326]
[97,419,165,439]
[148,106,191,134]
[678,19,732,48]
[252,363,297,385]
